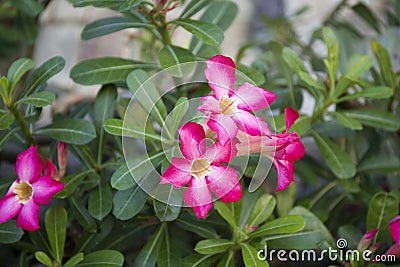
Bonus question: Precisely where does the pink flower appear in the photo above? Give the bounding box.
[236,108,305,191]
[357,228,378,251]
[160,122,241,219]
[0,146,64,231]
[57,142,68,179]
[390,215,400,245]
[198,55,276,140]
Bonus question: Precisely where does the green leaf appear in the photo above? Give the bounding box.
[70,197,97,233]
[13,0,43,16]
[7,58,34,96]
[338,86,393,102]
[358,153,400,173]
[352,3,381,33]
[241,244,269,267]
[63,253,84,267]
[75,250,124,267]
[93,84,117,131]
[288,115,311,136]
[0,110,14,130]
[158,46,195,77]
[343,110,400,132]
[276,183,296,217]
[0,220,24,244]
[266,230,324,250]
[236,64,265,86]
[344,54,373,79]
[331,112,363,130]
[173,19,224,46]
[169,97,188,135]
[0,77,8,103]
[73,0,126,9]
[16,91,56,107]
[215,202,237,228]
[180,0,212,18]
[323,27,339,81]
[104,118,162,142]
[127,70,167,127]
[45,206,67,263]
[153,185,181,222]
[111,152,164,190]
[248,194,276,227]
[88,179,113,220]
[311,131,356,179]
[55,170,93,198]
[216,251,235,267]
[371,41,397,88]
[251,215,305,238]
[119,0,143,12]
[298,71,326,92]
[34,251,52,267]
[367,192,398,241]
[183,254,218,267]
[282,47,308,74]
[35,118,96,145]
[195,239,234,255]
[176,215,218,239]
[24,56,65,96]
[82,16,153,40]
[134,224,165,267]
[112,183,147,220]
[157,227,181,267]
[70,57,157,85]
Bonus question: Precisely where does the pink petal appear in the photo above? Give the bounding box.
[284,108,299,133]
[204,55,236,99]
[32,175,64,204]
[16,146,44,184]
[390,215,400,245]
[206,166,242,202]
[160,158,192,188]
[274,159,294,192]
[207,114,238,143]
[44,159,58,179]
[231,111,270,136]
[232,83,276,111]
[0,195,22,224]
[198,96,220,115]
[16,200,40,231]
[204,139,238,165]
[284,138,305,161]
[184,178,212,219]
[179,122,206,160]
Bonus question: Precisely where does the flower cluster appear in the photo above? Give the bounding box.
[0,145,65,231]
[161,55,305,218]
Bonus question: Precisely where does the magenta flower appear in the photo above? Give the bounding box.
[198,55,276,139]
[160,122,242,219]
[357,228,378,251]
[385,216,400,257]
[236,108,305,191]
[0,146,64,231]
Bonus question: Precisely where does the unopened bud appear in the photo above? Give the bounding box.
[357,228,378,251]
[57,142,68,178]
[45,159,58,180]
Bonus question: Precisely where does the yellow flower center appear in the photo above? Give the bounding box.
[219,96,237,115]
[191,158,211,179]
[13,181,33,204]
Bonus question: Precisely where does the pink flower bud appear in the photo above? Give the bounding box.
[57,142,68,178]
[357,228,378,251]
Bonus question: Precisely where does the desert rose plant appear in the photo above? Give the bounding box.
[0,1,399,267]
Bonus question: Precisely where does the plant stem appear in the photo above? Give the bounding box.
[7,103,36,145]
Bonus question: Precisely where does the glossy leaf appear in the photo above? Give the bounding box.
[13,0,43,16]
[70,57,157,85]
[173,19,224,46]
[82,16,153,40]
[0,110,14,130]
[323,27,339,81]
[16,91,56,107]
[45,206,67,263]
[331,112,363,130]
[7,58,34,96]
[250,215,305,238]
[344,110,400,132]
[88,179,113,220]
[70,197,97,233]
[312,131,356,179]
[195,239,234,255]
[215,202,237,228]
[112,183,147,220]
[157,227,181,267]
[24,56,65,96]
[248,194,276,227]
[176,215,218,239]
[169,97,188,135]
[34,252,52,267]
[367,192,398,241]
[35,119,96,145]
[371,41,397,88]
[104,118,162,142]
[241,244,269,267]
[73,0,126,9]
[338,86,393,102]
[75,250,124,267]
[183,254,218,267]
[158,46,195,77]
[63,253,84,267]
[0,220,24,244]
[134,224,165,267]
[216,251,235,267]
[153,185,181,222]
[180,0,211,18]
